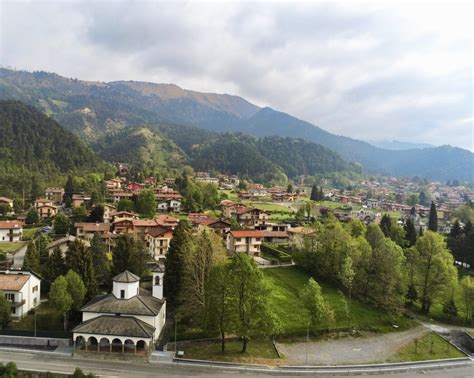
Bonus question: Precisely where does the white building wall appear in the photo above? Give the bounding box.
[112,281,139,299]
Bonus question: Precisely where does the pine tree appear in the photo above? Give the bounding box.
[46,247,66,286]
[90,233,110,285]
[380,214,392,237]
[164,221,192,308]
[30,177,41,204]
[310,185,318,201]
[428,201,438,232]
[36,233,50,267]
[449,219,462,238]
[22,241,40,273]
[64,176,75,207]
[404,218,417,247]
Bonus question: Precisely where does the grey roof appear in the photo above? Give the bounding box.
[112,270,140,283]
[81,292,164,316]
[72,315,155,338]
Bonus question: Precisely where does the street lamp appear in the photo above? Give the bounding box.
[306,322,309,366]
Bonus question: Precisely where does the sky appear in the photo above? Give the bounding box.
[1,0,473,151]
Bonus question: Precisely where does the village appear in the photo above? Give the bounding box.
[0,164,473,369]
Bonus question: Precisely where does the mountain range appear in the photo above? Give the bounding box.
[0,68,472,181]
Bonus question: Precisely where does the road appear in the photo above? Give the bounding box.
[9,243,27,269]
[0,349,472,377]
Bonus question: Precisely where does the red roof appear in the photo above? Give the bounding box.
[230,230,264,238]
[75,223,111,232]
[0,220,22,229]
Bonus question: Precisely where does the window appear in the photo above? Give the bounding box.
[159,240,164,246]
[236,238,241,242]
[155,276,160,286]
[32,285,38,293]
[120,290,125,299]
[11,307,16,315]
[5,293,14,302]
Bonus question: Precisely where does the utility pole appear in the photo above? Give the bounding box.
[174,314,177,354]
[306,322,309,366]
[34,310,37,338]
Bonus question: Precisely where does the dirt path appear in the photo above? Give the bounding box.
[277,325,429,365]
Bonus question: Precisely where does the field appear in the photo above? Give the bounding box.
[0,241,26,254]
[243,201,294,213]
[262,266,414,336]
[388,332,465,361]
[182,338,281,364]
[219,189,239,201]
[22,227,39,240]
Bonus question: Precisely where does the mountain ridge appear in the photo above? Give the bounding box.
[0,68,472,181]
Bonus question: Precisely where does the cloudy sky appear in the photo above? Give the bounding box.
[1,0,473,150]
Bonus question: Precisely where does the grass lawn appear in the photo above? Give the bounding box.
[243,201,294,214]
[22,227,39,240]
[0,241,26,254]
[182,338,281,365]
[388,332,465,362]
[219,189,239,201]
[262,266,414,337]
[11,302,65,332]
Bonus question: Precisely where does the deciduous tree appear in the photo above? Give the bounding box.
[49,276,73,330]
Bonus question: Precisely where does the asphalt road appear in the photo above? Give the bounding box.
[0,349,472,377]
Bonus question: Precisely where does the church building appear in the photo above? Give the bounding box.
[72,267,165,357]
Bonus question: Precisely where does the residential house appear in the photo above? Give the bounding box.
[45,187,64,203]
[0,270,41,318]
[73,270,166,358]
[34,198,53,209]
[46,236,89,256]
[0,197,14,210]
[260,231,289,244]
[72,194,91,209]
[0,220,23,242]
[155,215,179,230]
[148,226,173,260]
[75,223,111,241]
[110,211,139,223]
[288,227,317,250]
[235,207,268,227]
[105,179,122,191]
[198,219,231,237]
[227,230,264,256]
[157,199,181,213]
[37,204,58,219]
[112,192,134,204]
[103,204,117,223]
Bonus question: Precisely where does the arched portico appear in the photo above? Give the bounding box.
[73,333,152,356]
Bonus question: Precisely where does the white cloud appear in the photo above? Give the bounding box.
[0,0,472,150]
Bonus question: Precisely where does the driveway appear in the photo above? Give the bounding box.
[277,326,429,365]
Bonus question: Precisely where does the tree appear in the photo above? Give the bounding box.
[65,240,98,298]
[339,256,355,328]
[87,205,104,223]
[380,214,392,237]
[404,218,417,247]
[228,253,277,353]
[111,235,148,277]
[35,233,50,267]
[442,297,458,319]
[65,270,86,311]
[64,176,75,207]
[0,291,11,329]
[49,276,73,330]
[53,212,71,235]
[181,230,227,329]
[310,185,318,201]
[90,233,110,285]
[164,221,192,308]
[207,262,235,352]
[45,247,66,286]
[71,205,87,223]
[136,189,156,218]
[0,361,17,378]
[22,241,40,273]
[287,183,293,193]
[419,191,430,206]
[428,201,438,232]
[117,199,135,212]
[300,278,335,332]
[460,276,474,323]
[449,219,462,238]
[30,176,41,204]
[25,208,39,225]
[414,231,458,314]
[0,203,10,216]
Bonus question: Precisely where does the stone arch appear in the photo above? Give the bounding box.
[111,338,123,353]
[75,335,85,350]
[87,336,98,352]
[124,339,135,353]
[136,340,146,350]
[99,337,111,352]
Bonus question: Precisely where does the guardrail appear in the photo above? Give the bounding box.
[172,356,473,375]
